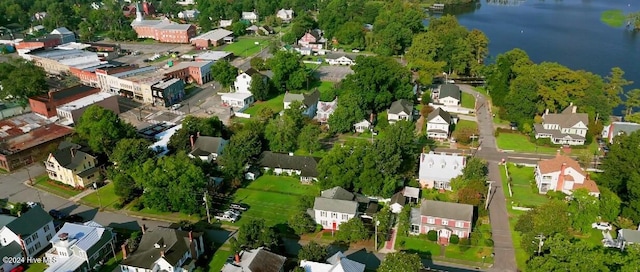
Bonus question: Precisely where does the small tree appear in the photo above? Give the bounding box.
[288,211,316,235]
[427,230,438,241]
[249,74,271,101]
[336,218,370,243]
[298,241,328,262]
[250,57,267,70]
[450,234,460,244]
[377,252,423,272]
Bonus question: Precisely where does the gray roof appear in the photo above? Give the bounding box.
[51,142,97,170]
[5,205,53,236]
[314,198,358,215]
[0,241,22,265]
[283,90,320,108]
[0,214,16,228]
[543,104,589,128]
[390,192,406,205]
[321,186,355,201]
[388,99,413,115]
[326,251,366,272]
[51,222,113,258]
[122,227,202,269]
[427,108,452,123]
[419,200,474,222]
[189,136,226,157]
[259,151,320,177]
[439,84,461,100]
[610,122,640,138]
[222,247,286,272]
[192,28,234,41]
[620,229,640,243]
[324,53,353,60]
[403,186,420,199]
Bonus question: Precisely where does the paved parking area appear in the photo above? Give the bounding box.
[114,42,193,55]
[315,65,354,82]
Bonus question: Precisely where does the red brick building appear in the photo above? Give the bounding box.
[15,35,62,50]
[190,29,234,49]
[163,61,213,85]
[130,4,196,43]
[28,85,100,118]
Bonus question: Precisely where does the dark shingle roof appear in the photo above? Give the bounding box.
[244,68,261,77]
[0,241,22,264]
[5,205,53,236]
[121,227,202,269]
[390,192,406,205]
[388,99,413,115]
[51,142,96,170]
[258,151,320,177]
[427,108,452,123]
[283,90,320,108]
[419,200,473,222]
[439,84,460,100]
[321,186,355,201]
[189,136,225,157]
[248,248,287,272]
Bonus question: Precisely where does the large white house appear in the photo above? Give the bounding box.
[535,153,600,197]
[418,152,465,189]
[387,99,414,123]
[44,222,115,272]
[534,103,589,145]
[426,108,456,140]
[276,9,294,22]
[221,68,261,109]
[311,187,359,230]
[0,206,55,261]
[434,84,461,106]
[241,12,259,23]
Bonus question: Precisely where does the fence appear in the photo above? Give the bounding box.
[234,112,251,118]
[504,163,513,197]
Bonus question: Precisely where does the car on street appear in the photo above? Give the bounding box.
[230,203,248,211]
[49,209,67,220]
[592,222,612,231]
[26,202,41,208]
[64,214,84,223]
[170,103,181,110]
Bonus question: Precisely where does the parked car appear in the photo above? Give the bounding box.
[592,222,612,231]
[214,212,237,223]
[230,203,248,211]
[64,214,84,223]
[49,209,67,220]
[170,103,181,110]
[26,201,39,208]
[226,209,241,217]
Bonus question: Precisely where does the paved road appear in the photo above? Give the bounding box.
[458,84,517,272]
[0,164,169,231]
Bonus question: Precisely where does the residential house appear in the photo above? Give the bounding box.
[222,247,286,272]
[219,20,233,28]
[324,54,355,66]
[258,151,320,183]
[426,108,456,140]
[601,122,640,144]
[300,251,365,272]
[534,153,600,197]
[617,229,640,251]
[389,186,420,214]
[276,9,294,23]
[410,200,474,245]
[50,27,76,44]
[418,152,465,190]
[534,103,589,146]
[190,29,234,48]
[0,206,55,259]
[188,135,228,162]
[242,12,259,23]
[259,26,274,35]
[315,98,338,123]
[44,222,115,272]
[0,218,23,272]
[177,10,199,20]
[176,0,196,6]
[283,90,320,118]
[387,99,414,123]
[298,30,326,51]
[120,227,205,272]
[45,142,101,189]
[245,25,260,35]
[353,119,372,133]
[434,84,461,106]
[221,68,261,109]
[311,187,361,230]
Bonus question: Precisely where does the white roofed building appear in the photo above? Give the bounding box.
[44,222,115,272]
[56,92,120,125]
[418,152,465,190]
[300,251,365,272]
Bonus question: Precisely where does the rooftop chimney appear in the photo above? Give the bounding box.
[160,250,165,257]
[189,231,193,242]
[234,253,240,264]
[121,243,128,260]
[141,224,146,234]
[58,233,69,241]
[190,135,195,150]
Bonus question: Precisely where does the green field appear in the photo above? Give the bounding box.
[33,175,82,199]
[243,93,285,116]
[601,10,626,28]
[223,38,267,57]
[502,163,550,207]
[461,92,476,109]
[209,250,232,272]
[396,236,442,257]
[81,182,120,209]
[496,133,559,154]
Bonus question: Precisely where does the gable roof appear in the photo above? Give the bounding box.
[537,154,584,175]
[0,241,22,264]
[439,84,460,100]
[0,214,16,228]
[284,90,320,108]
[50,142,96,170]
[277,9,294,17]
[419,200,474,222]
[222,247,286,272]
[388,99,413,115]
[317,99,338,113]
[543,104,589,128]
[51,27,73,35]
[191,29,233,41]
[321,186,355,201]
[5,205,52,236]
[313,198,359,215]
[390,192,406,205]
[403,186,420,199]
[258,151,320,177]
[610,122,640,138]
[242,11,258,18]
[326,251,366,272]
[427,108,452,123]
[51,221,112,257]
[189,136,225,157]
[620,229,640,244]
[122,227,202,269]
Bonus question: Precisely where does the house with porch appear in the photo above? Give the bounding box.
[258,151,320,183]
[45,142,101,189]
[534,153,600,197]
[410,200,474,245]
[418,152,465,190]
[44,222,115,272]
[426,108,456,140]
[387,99,414,123]
[315,98,338,123]
[353,119,372,133]
[534,103,589,146]
[283,90,320,118]
[433,84,461,106]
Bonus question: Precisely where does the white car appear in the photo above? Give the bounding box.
[226,209,241,217]
[592,222,612,231]
[214,212,238,223]
[170,104,181,110]
[26,201,39,208]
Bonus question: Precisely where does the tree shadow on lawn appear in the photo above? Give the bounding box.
[344,248,382,270]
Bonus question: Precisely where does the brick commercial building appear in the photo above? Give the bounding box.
[163,61,213,85]
[130,2,196,43]
[190,29,234,49]
[28,85,100,118]
[56,92,120,125]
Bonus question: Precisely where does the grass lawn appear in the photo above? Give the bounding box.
[98,252,123,272]
[601,10,626,28]
[461,92,476,109]
[223,38,267,57]
[507,209,529,270]
[445,244,493,263]
[209,249,232,272]
[33,175,82,199]
[80,182,120,209]
[131,207,201,222]
[454,120,478,131]
[243,93,285,116]
[316,81,334,94]
[25,262,48,272]
[396,236,442,258]
[496,133,558,154]
[503,164,549,207]
[230,175,319,226]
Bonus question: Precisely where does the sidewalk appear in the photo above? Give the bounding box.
[378,227,398,253]
[68,188,96,202]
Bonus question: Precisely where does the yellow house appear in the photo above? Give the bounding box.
[45,142,100,188]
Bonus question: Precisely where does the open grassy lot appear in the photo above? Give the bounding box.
[601,10,626,27]
[223,38,267,57]
[208,250,232,272]
[454,120,478,131]
[502,164,549,207]
[461,92,476,109]
[80,182,120,209]
[396,236,442,258]
[243,93,285,116]
[445,244,494,263]
[496,133,558,154]
[33,175,82,199]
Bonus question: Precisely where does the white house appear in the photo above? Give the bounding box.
[426,108,456,140]
[219,19,233,28]
[258,151,320,183]
[283,90,320,118]
[0,206,55,260]
[188,135,228,162]
[601,122,640,144]
[387,99,414,123]
[312,187,359,230]
[176,0,196,6]
[324,54,355,66]
[276,9,294,23]
[300,251,365,272]
[121,227,205,272]
[178,10,199,20]
[434,84,461,106]
[221,68,261,109]
[534,103,589,145]
[44,222,115,272]
[242,12,259,23]
[353,119,372,133]
[535,153,600,197]
[315,98,338,123]
[418,152,465,189]
[222,247,286,272]
[617,229,640,251]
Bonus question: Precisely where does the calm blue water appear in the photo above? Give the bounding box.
[445,0,640,115]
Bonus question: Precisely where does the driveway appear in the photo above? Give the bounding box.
[0,164,169,231]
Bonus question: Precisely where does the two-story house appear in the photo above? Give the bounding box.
[241,12,259,23]
[44,222,115,272]
[418,152,465,189]
[300,251,365,272]
[221,68,261,109]
[45,142,100,189]
[311,187,360,230]
[0,213,23,272]
[258,151,320,183]
[222,247,286,272]
[426,108,456,140]
[121,227,205,272]
[315,98,337,123]
[535,153,600,197]
[298,30,326,51]
[434,84,461,106]
[188,135,228,162]
[410,200,474,245]
[601,121,640,144]
[276,9,294,23]
[387,99,414,123]
[283,90,320,118]
[0,206,55,260]
[534,103,589,145]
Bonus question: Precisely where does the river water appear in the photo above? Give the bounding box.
[444,0,639,114]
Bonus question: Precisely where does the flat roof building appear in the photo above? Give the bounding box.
[29,85,101,118]
[56,92,120,125]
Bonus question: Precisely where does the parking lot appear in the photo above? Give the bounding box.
[315,65,354,82]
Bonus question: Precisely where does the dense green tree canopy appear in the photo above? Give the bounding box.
[335,217,370,243]
[76,105,137,155]
[377,252,423,272]
[249,74,272,101]
[237,218,279,250]
[515,200,571,254]
[168,116,226,153]
[0,59,48,107]
[211,61,239,88]
[218,121,264,179]
[599,131,640,222]
[267,51,310,92]
[110,138,156,170]
[298,241,328,262]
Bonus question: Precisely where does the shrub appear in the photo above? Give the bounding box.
[450,234,460,244]
[484,239,494,247]
[113,201,124,210]
[427,230,438,241]
[459,238,471,246]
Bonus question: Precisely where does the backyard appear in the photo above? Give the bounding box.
[395,229,494,266]
[461,92,476,109]
[242,93,285,116]
[496,133,559,154]
[32,175,82,199]
[222,38,268,57]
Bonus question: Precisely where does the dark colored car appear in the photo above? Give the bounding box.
[49,209,66,220]
[230,203,248,211]
[64,214,84,223]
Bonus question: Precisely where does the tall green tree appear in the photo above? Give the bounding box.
[110,138,156,170]
[604,67,632,110]
[237,218,280,249]
[598,187,621,222]
[76,105,137,155]
[377,252,423,272]
[249,74,271,101]
[298,241,328,262]
[526,235,614,272]
[0,60,48,107]
[567,189,600,232]
[168,116,226,153]
[265,115,299,152]
[297,124,322,154]
[288,211,317,235]
[211,61,239,87]
[599,131,640,222]
[327,91,366,134]
[624,88,640,115]
[218,121,263,179]
[335,218,370,243]
[515,200,571,254]
[267,51,309,91]
[485,48,532,107]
